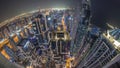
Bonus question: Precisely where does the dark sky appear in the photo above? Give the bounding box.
[0,0,79,22]
[0,0,120,28]
[90,0,120,28]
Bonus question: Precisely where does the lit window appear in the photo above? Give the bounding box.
[13,36,19,43]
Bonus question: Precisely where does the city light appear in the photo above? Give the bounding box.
[0,0,120,67]
[52,8,67,11]
[113,40,120,48]
[48,17,51,20]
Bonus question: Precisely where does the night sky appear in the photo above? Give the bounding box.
[0,0,79,22]
[90,0,120,28]
[0,0,120,28]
